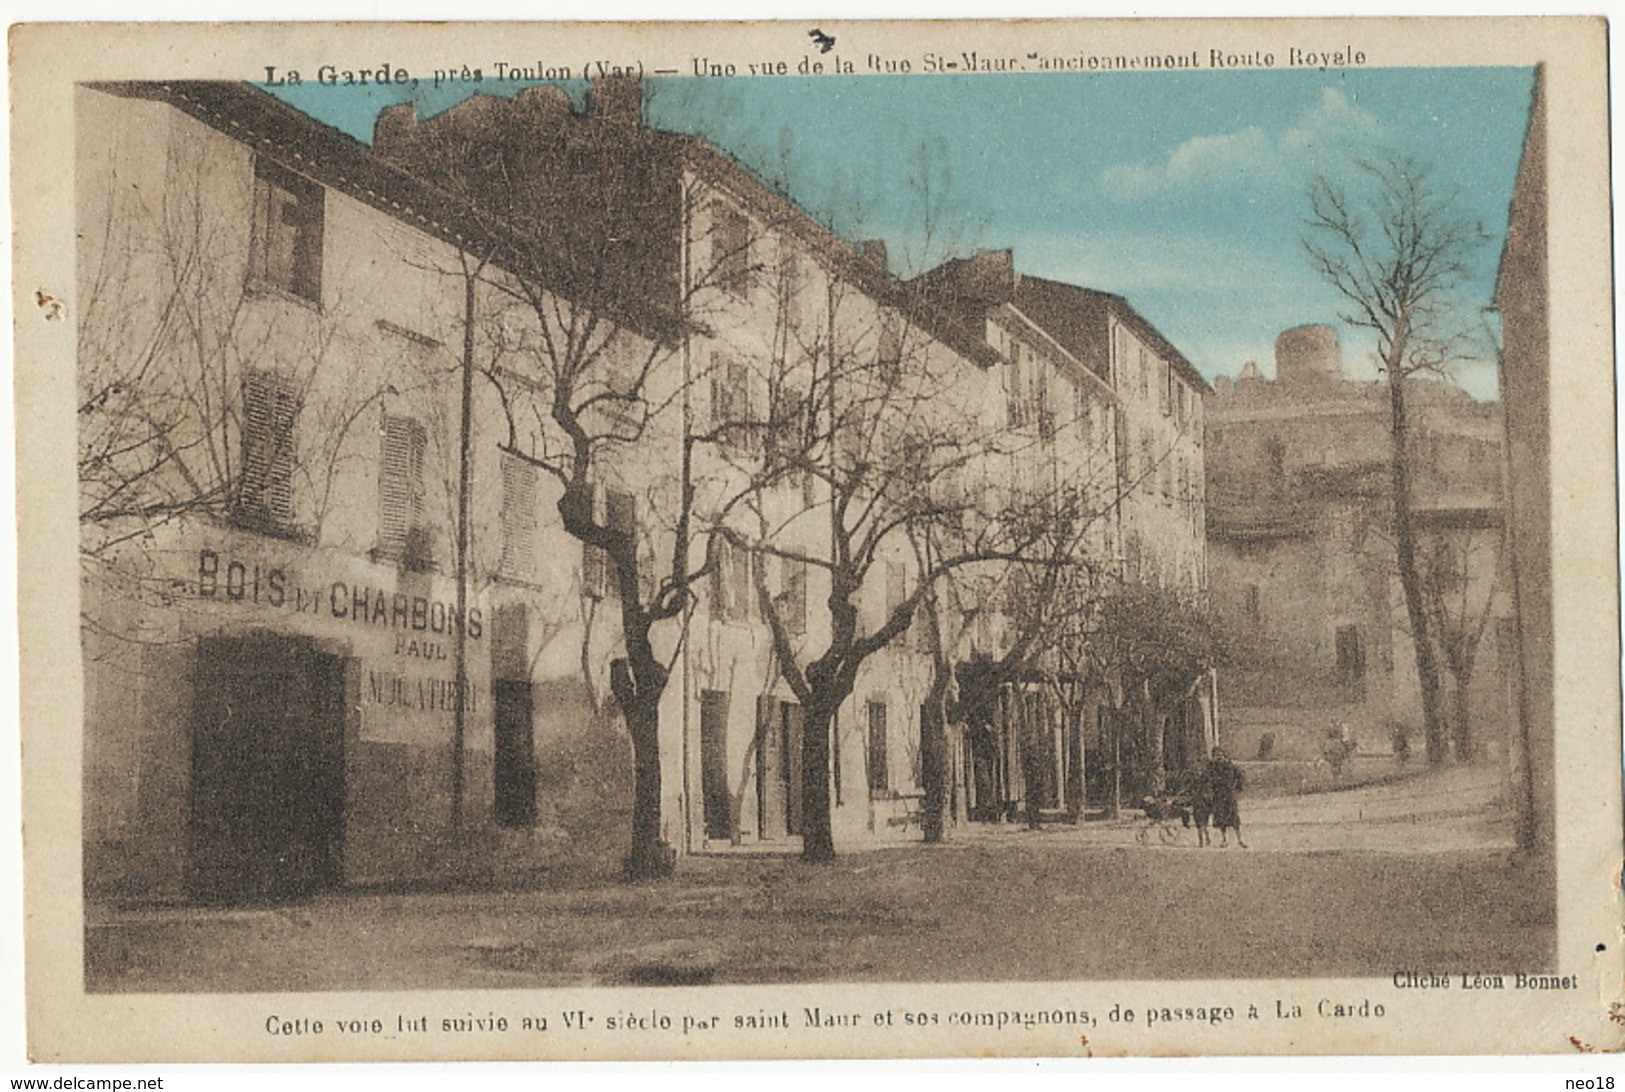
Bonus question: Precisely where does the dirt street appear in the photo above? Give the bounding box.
[86,764,1553,992]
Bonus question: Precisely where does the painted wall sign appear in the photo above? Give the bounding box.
[365,670,479,714]
[195,548,484,639]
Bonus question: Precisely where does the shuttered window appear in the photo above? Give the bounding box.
[236,371,298,532]
[712,203,751,297]
[877,316,904,382]
[783,558,807,636]
[710,356,757,454]
[500,454,538,580]
[885,560,907,626]
[605,489,636,602]
[251,158,324,303]
[584,488,636,601]
[710,538,751,623]
[378,415,428,566]
[867,700,889,794]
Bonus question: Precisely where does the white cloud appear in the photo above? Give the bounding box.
[1100,88,1382,202]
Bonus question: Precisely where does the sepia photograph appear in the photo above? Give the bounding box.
[12,15,1620,1063]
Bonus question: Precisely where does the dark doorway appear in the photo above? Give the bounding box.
[493,679,537,828]
[780,701,805,836]
[700,690,731,841]
[755,697,804,839]
[188,634,345,903]
[755,696,784,840]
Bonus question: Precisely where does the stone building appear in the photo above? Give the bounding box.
[76,80,668,900]
[1494,66,1553,855]
[1205,325,1511,764]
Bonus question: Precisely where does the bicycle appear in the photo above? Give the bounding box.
[1134,793,1191,846]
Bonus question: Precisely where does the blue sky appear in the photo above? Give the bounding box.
[267,68,1534,400]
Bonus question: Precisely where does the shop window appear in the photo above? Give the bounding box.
[235,371,299,535]
[250,157,324,303]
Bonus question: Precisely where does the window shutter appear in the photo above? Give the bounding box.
[240,374,273,510]
[500,455,538,580]
[582,486,608,600]
[239,372,298,529]
[885,560,906,623]
[605,489,637,603]
[709,538,729,620]
[379,415,426,556]
[713,203,751,296]
[731,540,751,621]
[710,537,748,622]
[867,701,889,793]
[785,558,807,636]
[252,158,325,303]
[878,317,903,382]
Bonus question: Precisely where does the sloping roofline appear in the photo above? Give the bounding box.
[1017,274,1212,395]
[661,131,1001,369]
[88,80,685,344]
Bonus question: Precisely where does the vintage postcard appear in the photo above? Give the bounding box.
[11,16,1620,1063]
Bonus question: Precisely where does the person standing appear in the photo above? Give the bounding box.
[1206,747,1246,848]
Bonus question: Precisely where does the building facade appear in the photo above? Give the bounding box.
[79,77,1213,902]
[1205,325,1512,764]
[914,251,1216,812]
[1494,67,1554,855]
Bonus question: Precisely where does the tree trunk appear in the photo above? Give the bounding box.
[1065,708,1085,822]
[617,668,670,879]
[1109,705,1123,819]
[1450,673,1473,762]
[1019,697,1043,830]
[800,699,837,862]
[1387,363,1449,764]
[1144,688,1165,794]
[920,691,949,844]
[613,618,673,880]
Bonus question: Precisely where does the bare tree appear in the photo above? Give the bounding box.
[1304,154,1487,764]
[79,129,393,617]
[716,274,1084,862]
[381,90,797,878]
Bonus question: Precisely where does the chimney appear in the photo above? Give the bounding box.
[515,83,573,123]
[372,102,418,155]
[588,74,643,128]
[858,239,888,270]
[959,249,1016,302]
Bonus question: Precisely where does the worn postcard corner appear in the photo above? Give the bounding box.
[10,15,1622,1063]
